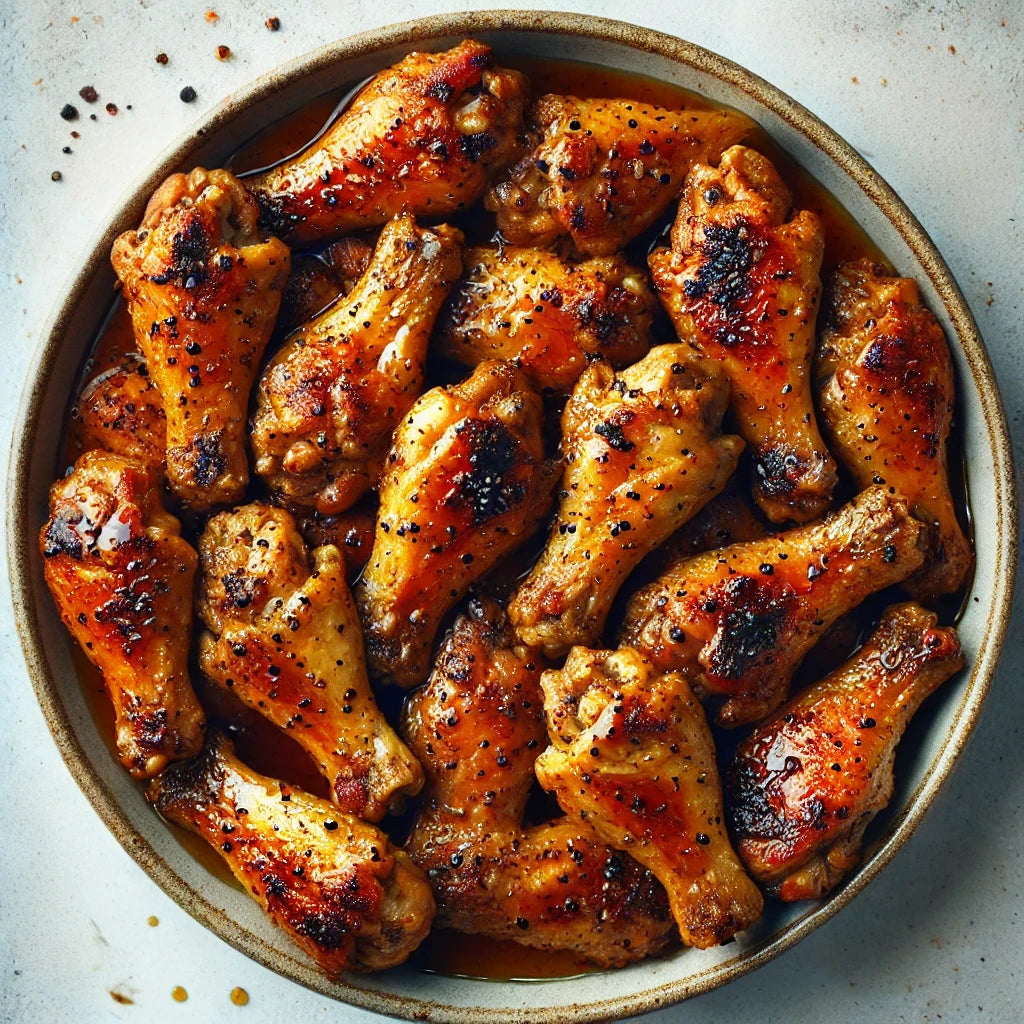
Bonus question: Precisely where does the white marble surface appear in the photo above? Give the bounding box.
[1,1,1020,1021]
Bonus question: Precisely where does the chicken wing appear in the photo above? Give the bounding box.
[111,167,290,511]
[39,451,204,777]
[437,246,656,392]
[726,603,963,900]
[356,360,549,687]
[817,258,972,600]
[487,94,750,256]
[196,503,422,821]
[620,485,927,726]
[508,345,743,660]
[148,731,433,975]
[251,40,527,246]
[649,145,837,523]
[536,647,763,948]
[403,598,673,966]
[252,214,464,516]
[296,495,377,583]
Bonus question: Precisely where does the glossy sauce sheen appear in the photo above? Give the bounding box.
[60,56,964,981]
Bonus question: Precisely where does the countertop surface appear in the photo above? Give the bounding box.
[1,2,1020,1021]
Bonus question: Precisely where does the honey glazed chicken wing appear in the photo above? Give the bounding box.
[111,167,291,511]
[649,145,838,523]
[535,647,763,948]
[508,345,744,660]
[726,603,963,900]
[403,599,674,966]
[356,360,549,687]
[620,485,928,726]
[148,731,434,974]
[487,94,751,256]
[251,40,527,246]
[817,259,972,600]
[437,245,656,392]
[197,504,422,821]
[40,451,204,777]
[252,214,464,516]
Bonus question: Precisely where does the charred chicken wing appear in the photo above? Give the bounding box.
[148,731,433,974]
[649,145,837,523]
[111,167,290,511]
[509,345,743,659]
[535,646,763,948]
[726,603,963,900]
[487,94,750,256]
[356,360,549,687]
[817,258,972,600]
[251,40,527,246]
[621,485,928,726]
[403,599,673,966]
[40,451,204,777]
[252,214,463,516]
[197,503,422,821]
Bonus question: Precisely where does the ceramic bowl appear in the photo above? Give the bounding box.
[7,11,1018,1023]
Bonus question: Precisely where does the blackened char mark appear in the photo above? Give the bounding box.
[42,517,84,559]
[705,574,789,680]
[445,418,526,525]
[188,430,228,487]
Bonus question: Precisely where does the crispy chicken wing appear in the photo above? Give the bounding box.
[111,167,290,511]
[817,259,972,600]
[148,731,433,974]
[649,145,837,523]
[252,214,463,516]
[196,503,422,821]
[726,603,963,900]
[356,360,549,687]
[403,599,673,966]
[621,485,928,726]
[536,647,763,948]
[437,246,656,392]
[487,94,750,256]
[39,451,204,777]
[251,40,527,246]
[508,345,743,659]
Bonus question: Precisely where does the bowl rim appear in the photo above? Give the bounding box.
[7,10,1018,1023]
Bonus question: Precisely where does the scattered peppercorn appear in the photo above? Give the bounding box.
[105,102,118,115]
[62,146,72,154]
[51,170,62,181]
[79,85,98,103]
[89,114,97,120]
[180,86,197,103]
[156,52,169,64]
[266,16,280,30]
[60,104,78,121]
[216,45,231,60]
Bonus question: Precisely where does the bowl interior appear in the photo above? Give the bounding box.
[8,13,1016,1024]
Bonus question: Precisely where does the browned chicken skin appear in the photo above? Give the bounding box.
[649,145,838,523]
[403,599,674,965]
[509,345,743,659]
[356,360,549,687]
[251,40,527,246]
[40,451,205,776]
[297,495,378,583]
[487,94,750,256]
[621,486,927,726]
[111,167,290,511]
[437,245,656,392]
[196,504,422,821]
[817,259,972,600]
[252,214,464,516]
[536,647,763,948]
[148,731,434,974]
[726,603,963,900]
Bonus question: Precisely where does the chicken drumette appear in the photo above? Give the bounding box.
[197,503,422,821]
[356,360,549,687]
[148,731,433,974]
[649,145,837,523]
[252,214,463,516]
[403,598,674,966]
[536,646,763,948]
[487,94,750,256]
[726,603,963,900]
[509,345,743,660]
[40,451,204,777]
[817,258,972,600]
[111,167,290,511]
[251,40,527,246]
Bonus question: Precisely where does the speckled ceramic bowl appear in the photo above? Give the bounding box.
[8,11,1018,1023]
